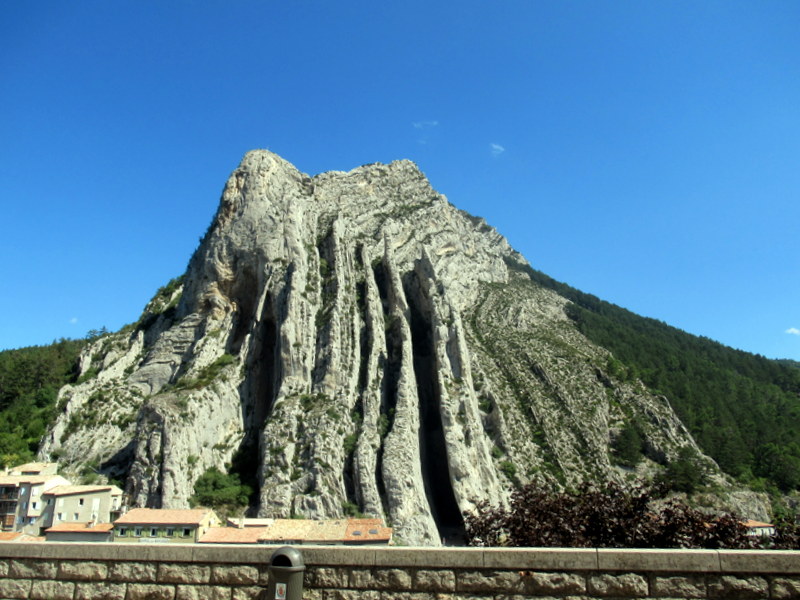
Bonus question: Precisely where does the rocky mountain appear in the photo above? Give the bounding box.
[38,150,765,545]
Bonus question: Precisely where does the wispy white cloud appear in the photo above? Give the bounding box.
[69,317,78,325]
[413,120,439,129]
[490,143,505,156]
[786,327,800,336]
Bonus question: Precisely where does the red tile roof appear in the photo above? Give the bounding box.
[45,522,115,533]
[0,531,43,542]
[0,475,66,486]
[199,527,271,544]
[743,520,774,528]
[114,508,216,526]
[344,518,393,543]
[11,462,56,474]
[47,485,122,496]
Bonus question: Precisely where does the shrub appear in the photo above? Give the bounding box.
[464,481,755,549]
[190,466,252,517]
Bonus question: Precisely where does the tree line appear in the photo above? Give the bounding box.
[0,338,86,467]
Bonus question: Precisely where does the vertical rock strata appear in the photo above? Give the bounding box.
[39,150,732,544]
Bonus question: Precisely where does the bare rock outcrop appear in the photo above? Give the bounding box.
[39,150,762,544]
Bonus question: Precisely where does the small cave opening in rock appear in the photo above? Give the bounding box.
[404,272,466,545]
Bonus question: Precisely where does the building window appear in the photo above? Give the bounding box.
[117,527,128,537]
[150,527,158,537]
[182,528,192,537]
[166,527,175,536]
[79,498,84,506]
[73,513,79,520]
[29,517,35,525]
[134,527,143,537]
[56,512,63,521]
[31,502,38,510]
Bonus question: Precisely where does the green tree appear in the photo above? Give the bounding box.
[755,444,800,492]
[612,423,644,467]
[190,467,252,516]
[659,447,707,494]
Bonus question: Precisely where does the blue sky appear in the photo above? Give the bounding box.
[1,1,798,360]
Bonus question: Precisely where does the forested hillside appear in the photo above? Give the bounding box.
[508,257,800,493]
[0,339,86,466]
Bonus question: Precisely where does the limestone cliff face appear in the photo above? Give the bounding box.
[38,150,757,544]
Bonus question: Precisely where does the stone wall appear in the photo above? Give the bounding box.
[2,543,800,600]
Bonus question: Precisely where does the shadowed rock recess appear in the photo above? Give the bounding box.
[38,150,748,545]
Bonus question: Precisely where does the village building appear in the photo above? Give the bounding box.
[40,484,124,532]
[113,508,221,543]
[0,463,125,535]
[0,472,70,534]
[744,519,776,537]
[44,522,114,543]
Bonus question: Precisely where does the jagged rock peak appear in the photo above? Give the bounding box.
[38,150,768,546]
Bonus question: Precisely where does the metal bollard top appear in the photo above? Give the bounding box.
[270,546,305,569]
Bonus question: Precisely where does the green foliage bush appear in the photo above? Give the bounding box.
[465,481,756,549]
[611,423,644,467]
[657,447,709,494]
[190,466,252,516]
[174,354,236,390]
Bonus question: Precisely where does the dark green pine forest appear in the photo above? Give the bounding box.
[507,257,800,495]
[0,338,87,466]
[2,267,800,503]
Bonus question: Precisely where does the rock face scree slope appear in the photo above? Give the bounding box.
[40,150,730,545]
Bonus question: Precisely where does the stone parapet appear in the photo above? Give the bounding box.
[1,543,800,599]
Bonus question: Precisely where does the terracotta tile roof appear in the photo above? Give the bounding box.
[199,527,271,544]
[46,485,122,497]
[258,519,317,542]
[743,520,774,528]
[114,508,216,526]
[0,531,43,542]
[0,475,57,486]
[257,518,393,544]
[10,462,58,474]
[45,522,115,533]
[225,518,275,528]
[344,518,392,543]
[11,462,56,474]
[196,518,393,545]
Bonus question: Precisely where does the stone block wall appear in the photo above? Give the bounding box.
[1,543,800,600]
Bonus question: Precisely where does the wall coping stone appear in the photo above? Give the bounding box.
[597,549,722,573]
[2,543,800,574]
